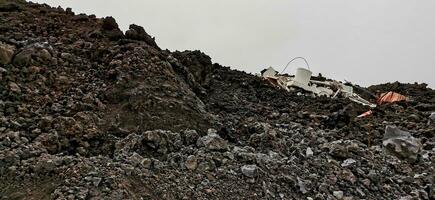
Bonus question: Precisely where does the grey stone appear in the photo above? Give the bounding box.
[306,147,313,157]
[383,126,422,161]
[333,191,344,199]
[197,160,215,172]
[341,158,356,167]
[197,129,228,151]
[92,177,102,187]
[129,152,144,166]
[241,164,257,178]
[430,112,435,121]
[141,158,152,169]
[408,114,420,121]
[297,177,308,194]
[8,82,21,93]
[35,158,57,173]
[13,43,53,66]
[13,49,32,66]
[183,130,199,145]
[185,155,198,170]
[85,176,102,187]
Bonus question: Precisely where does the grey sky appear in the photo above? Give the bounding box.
[33,0,435,88]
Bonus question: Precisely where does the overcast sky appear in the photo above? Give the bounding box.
[33,0,435,88]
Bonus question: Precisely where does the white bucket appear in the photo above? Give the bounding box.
[294,68,312,85]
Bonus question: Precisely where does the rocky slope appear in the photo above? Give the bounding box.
[0,1,434,199]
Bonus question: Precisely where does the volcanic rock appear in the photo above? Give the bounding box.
[125,24,159,49]
[383,126,422,161]
[0,42,15,64]
[0,1,433,199]
[101,16,124,40]
[185,155,198,170]
[197,129,228,151]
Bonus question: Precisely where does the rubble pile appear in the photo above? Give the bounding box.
[0,1,434,199]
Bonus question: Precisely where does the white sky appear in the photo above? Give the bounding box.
[32,0,435,88]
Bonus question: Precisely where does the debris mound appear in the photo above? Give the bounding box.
[0,1,434,199]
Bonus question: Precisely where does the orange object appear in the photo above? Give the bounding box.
[357,110,373,118]
[377,91,407,105]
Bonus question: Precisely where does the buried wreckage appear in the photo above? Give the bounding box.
[261,67,377,108]
[260,58,403,109]
[260,58,414,119]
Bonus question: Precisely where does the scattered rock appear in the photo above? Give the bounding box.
[13,49,32,66]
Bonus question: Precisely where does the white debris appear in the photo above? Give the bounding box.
[341,158,357,167]
[261,67,376,108]
[306,147,313,157]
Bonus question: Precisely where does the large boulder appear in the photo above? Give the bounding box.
[383,126,422,161]
[125,24,159,49]
[101,16,119,30]
[101,17,124,41]
[12,43,52,67]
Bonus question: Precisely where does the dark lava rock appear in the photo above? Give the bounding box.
[0,1,22,12]
[101,16,118,30]
[0,1,433,200]
[125,24,159,49]
[101,16,124,40]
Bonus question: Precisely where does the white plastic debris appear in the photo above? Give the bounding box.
[261,67,376,108]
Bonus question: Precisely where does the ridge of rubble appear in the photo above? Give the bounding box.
[0,1,434,199]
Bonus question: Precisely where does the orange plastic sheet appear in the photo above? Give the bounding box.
[377,91,407,105]
[357,110,373,118]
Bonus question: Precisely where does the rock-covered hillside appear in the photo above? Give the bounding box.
[0,1,434,199]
